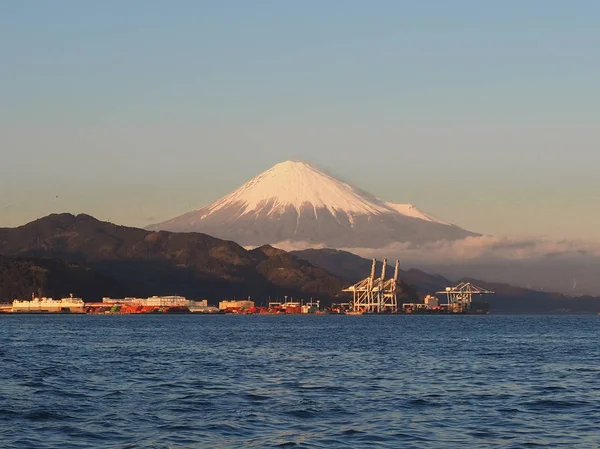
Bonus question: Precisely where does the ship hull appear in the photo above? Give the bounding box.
[10,307,85,314]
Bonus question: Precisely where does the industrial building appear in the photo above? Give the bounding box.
[219,300,255,311]
[102,296,207,308]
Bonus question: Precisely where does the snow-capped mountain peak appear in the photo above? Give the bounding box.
[202,160,388,218]
[199,160,447,224]
[147,160,476,248]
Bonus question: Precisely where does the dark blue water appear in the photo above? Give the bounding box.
[1,315,599,448]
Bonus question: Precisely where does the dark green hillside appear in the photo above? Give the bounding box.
[0,214,347,303]
[0,255,124,303]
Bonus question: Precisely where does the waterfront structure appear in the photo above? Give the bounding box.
[134,295,189,307]
[12,294,85,313]
[342,259,400,313]
[424,295,439,309]
[301,300,320,314]
[219,300,254,311]
[187,301,216,313]
[402,303,427,313]
[436,282,494,312]
[267,297,305,313]
[102,296,206,308]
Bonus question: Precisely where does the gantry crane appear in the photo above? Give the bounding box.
[342,259,400,313]
[436,282,494,312]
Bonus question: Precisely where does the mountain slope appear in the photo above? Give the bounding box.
[147,161,477,248]
[0,214,346,303]
[291,248,450,293]
[0,255,124,303]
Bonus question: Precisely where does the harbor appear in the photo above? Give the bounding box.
[0,259,494,315]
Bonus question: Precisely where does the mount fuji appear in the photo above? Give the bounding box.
[147,161,477,248]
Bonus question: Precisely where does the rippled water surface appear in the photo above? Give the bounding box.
[1,315,599,448]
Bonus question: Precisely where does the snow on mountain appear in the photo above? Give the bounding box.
[201,161,387,218]
[381,201,451,226]
[198,161,446,223]
[147,161,477,248]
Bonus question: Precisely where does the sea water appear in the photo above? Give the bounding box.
[1,315,599,448]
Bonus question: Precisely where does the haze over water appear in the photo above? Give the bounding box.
[1,315,599,448]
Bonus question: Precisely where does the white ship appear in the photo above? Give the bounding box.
[12,294,85,313]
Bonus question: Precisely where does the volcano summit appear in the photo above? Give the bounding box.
[147,161,477,248]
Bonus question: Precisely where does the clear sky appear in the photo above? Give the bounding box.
[1,1,599,241]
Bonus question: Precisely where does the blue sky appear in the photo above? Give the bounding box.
[1,1,599,240]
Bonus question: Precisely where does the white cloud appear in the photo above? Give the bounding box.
[342,235,600,264]
[268,235,600,295]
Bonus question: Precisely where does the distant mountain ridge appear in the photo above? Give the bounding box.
[290,248,450,292]
[3,214,599,313]
[292,248,600,314]
[0,214,346,303]
[147,161,477,248]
